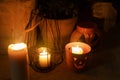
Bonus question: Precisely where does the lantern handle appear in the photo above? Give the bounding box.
[25,10,42,32]
[25,22,40,32]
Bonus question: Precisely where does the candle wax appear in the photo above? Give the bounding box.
[39,49,51,68]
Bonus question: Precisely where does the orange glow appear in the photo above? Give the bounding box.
[8,43,27,50]
[72,46,83,54]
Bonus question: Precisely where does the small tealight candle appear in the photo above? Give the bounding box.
[65,42,91,72]
[38,47,51,68]
[8,43,28,80]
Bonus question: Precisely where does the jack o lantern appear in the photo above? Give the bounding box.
[72,54,89,72]
[70,22,101,47]
[65,42,91,72]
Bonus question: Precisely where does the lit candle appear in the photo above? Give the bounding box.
[65,42,91,71]
[8,43,28,80]
[72,46,83,54]
[38,47,51,67]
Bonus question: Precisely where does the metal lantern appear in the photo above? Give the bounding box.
[25,5,77,72]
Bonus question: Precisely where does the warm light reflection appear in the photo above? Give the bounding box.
[9,43,27,50]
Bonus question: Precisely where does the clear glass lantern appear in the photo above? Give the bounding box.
[25,5,77,72]
[28,46,63,72]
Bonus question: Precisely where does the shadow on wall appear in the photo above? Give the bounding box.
[0,0,34,54]
[86,22,120,71]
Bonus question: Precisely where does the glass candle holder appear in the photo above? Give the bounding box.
[28,46,63,73]
[65,42,91,72]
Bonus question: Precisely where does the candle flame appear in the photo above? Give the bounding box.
[41,50,48,54]
[72,46,83,54]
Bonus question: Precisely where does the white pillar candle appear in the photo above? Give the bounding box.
[38,47,51,68]
[8,43,28,80]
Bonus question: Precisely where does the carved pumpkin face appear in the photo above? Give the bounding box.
[65,42,91,72]
[72,54,88,70]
